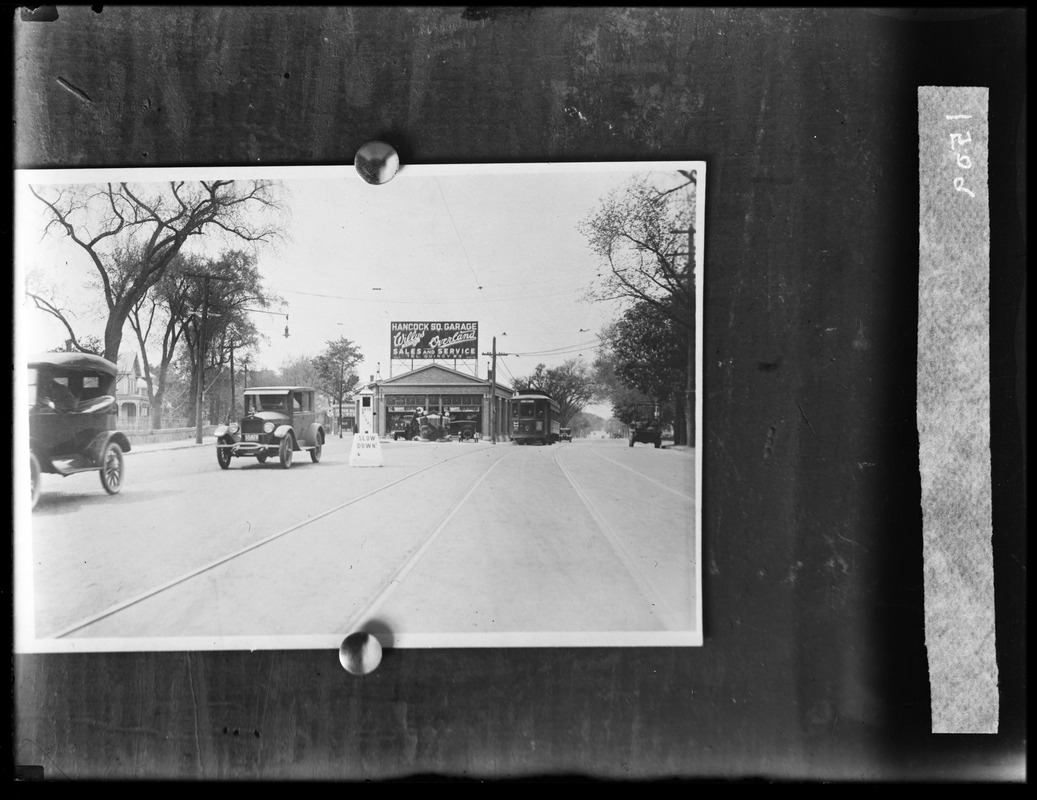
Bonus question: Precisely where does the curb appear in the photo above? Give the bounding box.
[127,439,215,455]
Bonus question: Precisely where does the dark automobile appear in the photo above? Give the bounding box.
[559,427,573,442]
[28,352,132,509]
[391,413,418,441]
[448,417,478,442]
[391,409,458,442]
[629,403,663,449]
[215,386,325,469]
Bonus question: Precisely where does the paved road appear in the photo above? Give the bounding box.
[25,436,697,647]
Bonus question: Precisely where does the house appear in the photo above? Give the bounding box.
[116,352,150,422]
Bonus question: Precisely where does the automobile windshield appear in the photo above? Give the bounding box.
[245,394,288,413]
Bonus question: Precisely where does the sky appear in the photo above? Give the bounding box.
[15,162,703,420]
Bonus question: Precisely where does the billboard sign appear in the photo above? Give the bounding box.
[390,321,478,359]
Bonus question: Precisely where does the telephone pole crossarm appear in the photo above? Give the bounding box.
[481,336,511,444]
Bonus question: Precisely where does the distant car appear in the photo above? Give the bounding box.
[629,403,663,449]
[392,411,456,442]
[559,427,573,442]
[28,352,132,509]
[391,413,418,441]
[448,418,478,442]
[215,386,325,469]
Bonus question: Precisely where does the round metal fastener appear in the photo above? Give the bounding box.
[354,141,400,185]
[339,631,383,675]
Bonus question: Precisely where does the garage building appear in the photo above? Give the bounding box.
[357,364,512,442]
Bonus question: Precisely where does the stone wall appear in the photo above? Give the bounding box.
[127,426,217,447]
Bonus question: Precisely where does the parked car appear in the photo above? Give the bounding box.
[28,352,132,509]
[448,416,479,442]
[215,386,325,469]
[391,413,418,441]
[391,410,455,442]
[559,427,573,442]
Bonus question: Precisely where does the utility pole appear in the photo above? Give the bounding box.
[481,336,509,445]
[185,272,231,444]
[338,361,344,438]
[229,339,236,422]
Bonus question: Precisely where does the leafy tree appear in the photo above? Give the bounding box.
[597,300,688,444]
[592,344,655,416]
[277,355,318,388]
[125,250,275,428]
[512,358,597,428]
[28,179,283,362]
[43,334,103,355]
[580,170,698,445]
[312,337,364,425]
[569,409,605,438]
[170,250,278,427]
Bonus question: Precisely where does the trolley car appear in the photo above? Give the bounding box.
[510,389,561,445]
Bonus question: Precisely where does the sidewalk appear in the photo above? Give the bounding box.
[127,436,217,455]
[127,432,358,455]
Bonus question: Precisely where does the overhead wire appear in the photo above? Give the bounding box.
[435,178,508,336]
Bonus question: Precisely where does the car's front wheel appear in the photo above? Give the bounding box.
[99,441,125,495]
[30,453,41,510]
[217,446,232,469]
[279,435,294,469]
[310,433,323,463]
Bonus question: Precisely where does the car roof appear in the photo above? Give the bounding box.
[28,352,118,375]
[243,386,315,394]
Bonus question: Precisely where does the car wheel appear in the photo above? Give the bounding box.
[217,446,232,469]
[99,441,125,495]
[654,439,661,449]
[30,453,41,510]
[461,429,473,441]
[256,454,268,464]
[310,433,323,463]
[279,436,294,469]
[629,436,635,448]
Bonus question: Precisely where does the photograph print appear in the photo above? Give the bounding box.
[14,161,704,652]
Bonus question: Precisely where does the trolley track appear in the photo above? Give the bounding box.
[552,445,687,630]
[589,447,695,501]
[44,441,693,641]
[46,443,512,640]
[336,446,515,635]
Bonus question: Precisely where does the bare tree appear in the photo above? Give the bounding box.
[28,179,284,363]
[580,170,698,446]
[512,359,597,428]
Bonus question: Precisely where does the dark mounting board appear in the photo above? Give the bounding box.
[12,7,1025,782]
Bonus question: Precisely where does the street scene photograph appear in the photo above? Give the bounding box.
[14,161,705,652]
